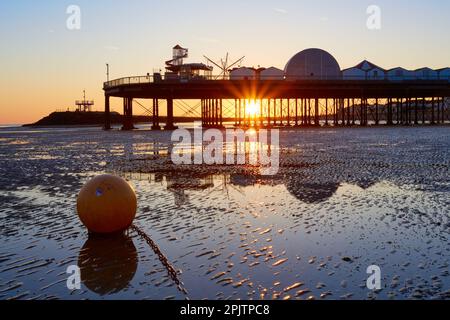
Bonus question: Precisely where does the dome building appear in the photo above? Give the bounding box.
[284,48,342,80]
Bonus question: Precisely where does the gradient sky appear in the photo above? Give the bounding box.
[0,0,449,124]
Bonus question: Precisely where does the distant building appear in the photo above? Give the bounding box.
[284,48,342,80]
[387,67,415,81]
[229,67,257,80]
[414,67,439,80]
[342,66,366,80]
[259,67,284,80]
[342,60,386,80]
[437,68,450,82]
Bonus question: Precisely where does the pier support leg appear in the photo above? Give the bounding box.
[152,99,161,130]
[205,100,209,127]
[396,99,400,125]
[386,98,390,125]
[286,99,291,126]
[422,98,426,124]
[234,99,238,127]
[400,98,404,125]
[273,99,277,126]
[442,97,446,123]
[346,99,351,126]
[437,97,441,124]
[333,99,337,126]
[363,99,366,126]
[309,99,313,126]
[243,100,247,127]
[352,99,356,125]
[165,98,177,130]
[213,99,217,126]
[302,99,305,126]
[210,99,213,127]
[216,99,220,127]
[404,98,407,125]
[307,99,310,126]
[431,97,436,125]
[122,97,134,131]
[220,99,223,127]
[314,98,320,126]
[407,98,411,125]
[280,99,283,126]
[238,100,241,127]
[104,94,111,130]
[375,98,379,125]
[359,98,363,126]
[260,99,264,127]
[201,99,205,127]
[414,98,419,125]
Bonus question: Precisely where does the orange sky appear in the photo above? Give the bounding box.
[1,0,449,124]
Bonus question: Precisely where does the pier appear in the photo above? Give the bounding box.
[103,46,450,130]
[103,77,450,130]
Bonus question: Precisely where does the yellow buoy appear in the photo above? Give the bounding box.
[77,174,137,234]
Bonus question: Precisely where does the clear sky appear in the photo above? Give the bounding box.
[0,0,449,124]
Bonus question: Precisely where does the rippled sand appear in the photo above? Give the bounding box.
[0,126,449,300]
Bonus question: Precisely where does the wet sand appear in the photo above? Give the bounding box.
[0,125,449,300]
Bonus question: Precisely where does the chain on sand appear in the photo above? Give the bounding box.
[130,224,188,295]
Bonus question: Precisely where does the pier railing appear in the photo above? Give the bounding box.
[104,75,450,89]
[104,75,231,88]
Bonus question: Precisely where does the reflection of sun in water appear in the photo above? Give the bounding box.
[246,100,260,117]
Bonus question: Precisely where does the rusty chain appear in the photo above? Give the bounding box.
[130,224,188,295]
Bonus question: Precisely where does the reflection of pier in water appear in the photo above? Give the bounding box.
[119,142,380,206]
[157,173,215,207]
[127,171,379,206]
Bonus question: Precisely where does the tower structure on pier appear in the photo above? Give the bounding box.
[165,45,213,81]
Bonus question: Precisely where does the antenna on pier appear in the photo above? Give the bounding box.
[204,54,245,80]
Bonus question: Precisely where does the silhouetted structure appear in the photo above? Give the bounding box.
[103,47,450,130]
[75,90,94,112]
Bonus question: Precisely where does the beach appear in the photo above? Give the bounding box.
[0,125,449,300]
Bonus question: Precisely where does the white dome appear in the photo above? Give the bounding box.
[285,48,342,80]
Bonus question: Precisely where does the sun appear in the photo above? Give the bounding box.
[246,100,261,117]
